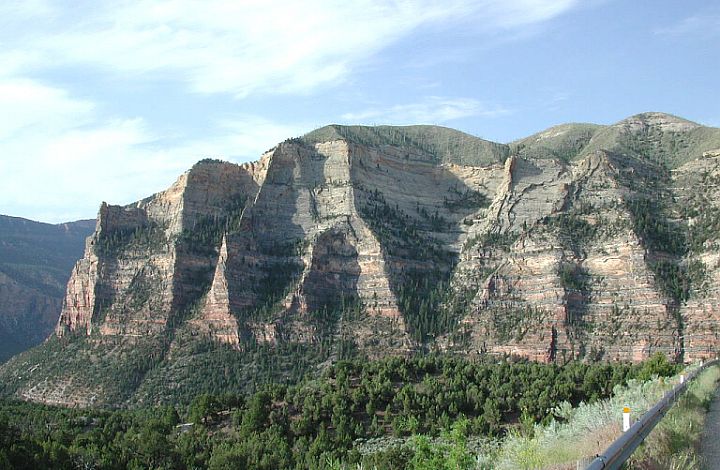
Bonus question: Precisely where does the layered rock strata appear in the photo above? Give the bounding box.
[4,113,720,406]
[52,117,720,362]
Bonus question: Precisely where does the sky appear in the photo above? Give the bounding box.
[0,0,718,223]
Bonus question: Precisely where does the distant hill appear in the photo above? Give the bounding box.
[0,216,95,362]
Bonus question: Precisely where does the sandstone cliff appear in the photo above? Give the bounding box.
[3,113,720,406]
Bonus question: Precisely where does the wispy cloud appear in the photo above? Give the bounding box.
[159,116,311,167]
[341,97,511,124]
[0,80,173,222]
[0,1,583,222]
[0,79,94,140]
[3,1,581,98]
[655,12,720,37]
[476,0,579,29]
[0,77,309,222]
[543,91,572,112]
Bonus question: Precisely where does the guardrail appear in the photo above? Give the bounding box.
[585,359,718,470]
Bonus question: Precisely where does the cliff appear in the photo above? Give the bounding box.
[2,113,720,407]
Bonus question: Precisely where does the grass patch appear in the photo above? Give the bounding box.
[480,364,695,469]
[626,364,720,469]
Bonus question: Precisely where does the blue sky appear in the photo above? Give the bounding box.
[1,0,718,223]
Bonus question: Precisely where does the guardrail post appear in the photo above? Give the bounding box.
[622,406,631,432]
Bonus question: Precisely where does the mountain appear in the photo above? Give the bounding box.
[0,216,95,362]
[2,112,720,407]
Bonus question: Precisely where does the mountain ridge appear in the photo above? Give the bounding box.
[0,215,95,362]
[2,112,720,407]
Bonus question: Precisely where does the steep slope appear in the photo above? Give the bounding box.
[2,114,720,407]
[582,112,720,168]
[447,151,683,361]
[444,113,720,362]
[510,122,602,162]
[0,216,94,362]
[303,124,509,166]
[672,153,720,357]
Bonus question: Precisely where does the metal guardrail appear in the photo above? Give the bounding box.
[585,359,718,470]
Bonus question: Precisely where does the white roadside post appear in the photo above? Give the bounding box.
[680,374,685,384]
[623,406,631,432]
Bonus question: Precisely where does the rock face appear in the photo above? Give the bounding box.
[57,159,261,338]
[3,113,720,406]
[0,216,94,362]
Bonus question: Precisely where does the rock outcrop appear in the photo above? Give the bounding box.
[4,113,720,406]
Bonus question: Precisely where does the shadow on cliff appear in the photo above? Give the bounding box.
[298,228,361,354]
[351,145,487,348]
[222,143,307,341]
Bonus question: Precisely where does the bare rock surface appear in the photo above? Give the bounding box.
[4,114,720,406]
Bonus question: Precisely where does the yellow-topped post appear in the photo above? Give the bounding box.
[623,406,631,432]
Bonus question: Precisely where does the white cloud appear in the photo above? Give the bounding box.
[0,79,94,140]
[0,80,309,222]
[475,0,579,29]
[341,97,511,124]
[157,116,311,167]
[0,0,583,222]
[0,95,172,222]
[4,0,580,98]
[208,117,310,157]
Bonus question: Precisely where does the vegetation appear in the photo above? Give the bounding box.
[247,258,304,321]
[648,260,694,304]
[302,125,508,166]
[196,158,228,165]
[464,231,518,252]
[473,354,686,469]
[358,187,449,261]
[178,194,248,256]
[443,185,491,212]
[132,339,339,404]
[541,213,597,251]
[626,194,702,303]
[0,335,171,405]
[395,271,473,343]
[627,364,720,469]
[511,123,601,162]
[357,187,464,343]
[681,169,720,252]
[232,237,307,324]
[489,305,549,344]
[626,197,686,257]
[96,222,167,257]
[557,262,590,293]
[624,179,703,304]
[582,115,720,169]
[0,354,681,469]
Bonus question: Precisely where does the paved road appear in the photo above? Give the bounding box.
[701,387,720,469]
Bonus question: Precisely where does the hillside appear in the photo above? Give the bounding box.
[0,216,95,362]
[2,112,720,407]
